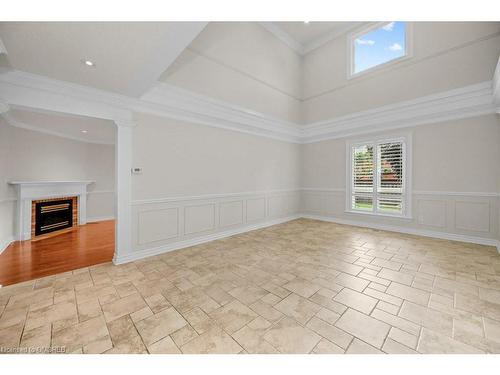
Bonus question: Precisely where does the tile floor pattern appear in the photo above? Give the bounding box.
[2,218,500,354]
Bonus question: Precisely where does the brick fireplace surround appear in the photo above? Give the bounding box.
[31,196,78,238]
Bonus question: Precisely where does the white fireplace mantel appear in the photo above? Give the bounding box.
[9,181,94,240]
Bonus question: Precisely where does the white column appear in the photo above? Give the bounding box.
[113,119,135,264]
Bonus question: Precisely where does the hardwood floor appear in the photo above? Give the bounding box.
[0,220,114,286]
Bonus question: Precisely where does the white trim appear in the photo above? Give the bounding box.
[301,213,499,248]
[301,188,345,193]
[139,82,302,143]
[0,236,15,255]
[0,70,497,144]
[114,214,300,264]
[116,210,499,264]
[413,190,500,197]
[302,81,496,143]
[113,122,134,264]
[348,22,413,80]
[258,22,364,56]
[344,209,413,221]
[258,23,304,55]
[1,112,114,145]
[86,216,115,223]
[9,180,93,241]
[301,188,499,198]
[303,23,365,55]
[131,188,301,206]
[345,131,413,219]
[494,55,500,113]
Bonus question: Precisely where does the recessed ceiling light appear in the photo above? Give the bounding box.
[304,21,310,24]
[81,59,95,67]
[81,130,88,133]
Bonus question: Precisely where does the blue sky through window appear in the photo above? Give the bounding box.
[353,22,406,74]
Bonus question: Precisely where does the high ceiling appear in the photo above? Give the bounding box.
[0,22,206,97]
[4,108,116,144]
[274,22,360,45]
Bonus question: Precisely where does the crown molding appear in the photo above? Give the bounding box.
[302,81,497,143]
[302,22,365,55]
[139,82,302,143]
[0,69,497,145]
[1,112,114,145]
[258,22,365,56]
[258,22,304,55]
[494,55,500,113]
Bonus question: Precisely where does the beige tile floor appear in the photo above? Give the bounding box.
[2,218,500,354]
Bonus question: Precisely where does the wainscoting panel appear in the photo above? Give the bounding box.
[127,189,301,260]
[301,189,499,246]
[455,201,491,233]
[184,203,216,235]
[246,197,266,223]
[219,200,244,228]
[138,208,179,245]
[417,199,447,228]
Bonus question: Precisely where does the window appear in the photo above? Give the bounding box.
[347,135,411,217]
[350,22,409,76]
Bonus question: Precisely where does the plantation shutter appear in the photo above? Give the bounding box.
[377,141,404,214]
[350,140,405,215]
[352,144,374,211]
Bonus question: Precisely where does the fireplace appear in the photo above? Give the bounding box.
[9,181,92,241]
[32,197,78,237]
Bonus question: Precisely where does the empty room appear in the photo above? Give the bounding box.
[1,1,500,371]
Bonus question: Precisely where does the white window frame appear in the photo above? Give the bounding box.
[347,22,413,80]
[345,132,412,219]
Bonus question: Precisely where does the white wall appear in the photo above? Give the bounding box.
[300,114,500,243]
[120,112,301,262]
[0,119,15,252]
[0,122,115,252]
[302,22,500,123]
[160,22,302,124]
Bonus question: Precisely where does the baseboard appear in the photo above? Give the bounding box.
[0,236,15,255]
[86,216,115,223]
[301,213,500,249]
[113,214,301,264]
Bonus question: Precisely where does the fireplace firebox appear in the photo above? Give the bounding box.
[34,198,74,236]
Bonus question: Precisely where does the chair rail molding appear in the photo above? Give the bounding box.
[1,69,497,144]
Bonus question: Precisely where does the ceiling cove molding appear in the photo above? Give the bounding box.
[0,70,301,143]
[301,81,497,143]
[493,55,500,113]
[258,22,365,56]
[258,22,304,55]
[1,112,114,145]
[0,70,497,144]
[302,22,365,54]
[138,82,302,143]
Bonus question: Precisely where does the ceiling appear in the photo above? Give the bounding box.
[4,108,116,144]
[260,21,363,54]
[0,22,206,97]
[274,22,359,45]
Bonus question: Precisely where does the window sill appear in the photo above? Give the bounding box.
[345,210,413,221]
[348,53,412,81]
